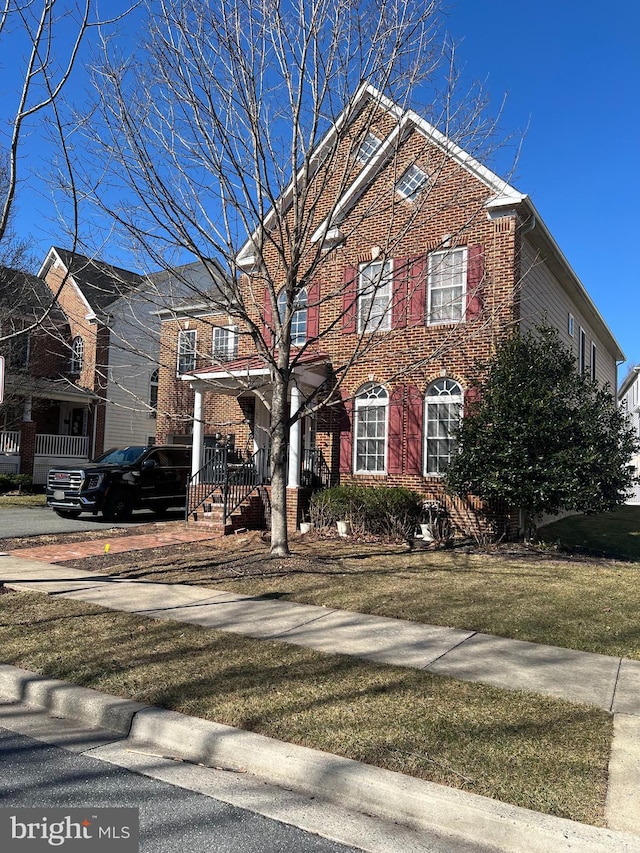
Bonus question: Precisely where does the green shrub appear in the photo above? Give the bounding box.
[0,473,33,494]
[309,485,423,541]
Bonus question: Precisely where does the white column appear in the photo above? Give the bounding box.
[191,387,204,481]
[23,396,33,422]
[287,384,301,488]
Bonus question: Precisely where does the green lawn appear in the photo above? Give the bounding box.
[539,505,640,561]
[0,493,46,508]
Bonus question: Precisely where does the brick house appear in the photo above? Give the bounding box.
[154,84,623,535]
[0,265,98,482]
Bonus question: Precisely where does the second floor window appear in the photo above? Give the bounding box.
[278,287,307,346]
[358,260,392,333]
[212,325,239,361]
[70,336,84,373]
[177,329,197,374]
[428,248,467,324]
[149,368,159,416]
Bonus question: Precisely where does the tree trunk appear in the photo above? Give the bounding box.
[269,375,290,556]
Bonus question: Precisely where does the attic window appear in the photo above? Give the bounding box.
[396,165,428,200]
[357,132,382,163]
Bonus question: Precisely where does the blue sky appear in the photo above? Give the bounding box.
[4,0,639,374]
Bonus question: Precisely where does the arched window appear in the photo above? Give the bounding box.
[424,379,463,475]
[354,383,388,473]
[278,286,307,346]
[149,368,159,416]
[70,336,84,373]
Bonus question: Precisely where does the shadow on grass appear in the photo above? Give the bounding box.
[539,505,640,562]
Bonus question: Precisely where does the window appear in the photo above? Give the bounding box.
[568,313,575,337]
[177,329,197,374]
[396,164,428,200]
[578,327,586,375]
[590,342,597,382]
[427,248,467,324]
[70,336,84,373]
[357,132,382,163]
[8,332,29,369]
[354,383,388,473]
[424,379,463,475]
[358,260,392,333]
[148,368,159,417]
[278,287,307,346]
[212,325,239,360]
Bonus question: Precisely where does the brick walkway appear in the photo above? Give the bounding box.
[9,524,218,563]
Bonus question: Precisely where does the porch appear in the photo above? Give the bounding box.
[181,353,334,533]
[0,431,91,485]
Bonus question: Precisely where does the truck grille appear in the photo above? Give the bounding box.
[47,470,84,493]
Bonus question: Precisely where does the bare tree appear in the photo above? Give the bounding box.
[0,1,133,345]
[83,0,512,554]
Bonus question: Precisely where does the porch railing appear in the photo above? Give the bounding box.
[187,446,266,523]
[35,434,90,458]
[301,447,332,489]
[0,431,20,454]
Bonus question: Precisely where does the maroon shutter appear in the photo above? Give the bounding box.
[342,266,357,333]
[338,396,353,475]
[263,286,273,348]
[408,255,426,327]
[464,385,480,417]
[391,258,408,329]
[466,245,485,321]
[387,385,404,474]
[405,384,423,475]
[306,280,320,340]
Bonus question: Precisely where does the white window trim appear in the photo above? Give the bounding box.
[70,336,84,374]
[353,384,389,475]
[177,329,197,375]
[278,287,308,346]
[427,248,467,326]
[357,132,383,163]
[396,164,429,200]
[212,325,239,361]
[568,313,575,337]
[590,341,597,382]
[423,379,463,477]
[357,260,393,334]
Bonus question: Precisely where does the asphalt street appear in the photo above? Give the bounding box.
[0,725,364,853]
[0,506,183,539]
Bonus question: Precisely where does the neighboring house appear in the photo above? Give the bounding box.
[618,366,640,504]
[38,249,211,450]
[153,84,623,534]
[0,266,97,483]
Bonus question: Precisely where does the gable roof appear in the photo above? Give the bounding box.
[38,248,144,318]
[236,82,624,364]
[0,266,65,324]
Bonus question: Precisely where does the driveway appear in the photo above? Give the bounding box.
[0,506,185,539]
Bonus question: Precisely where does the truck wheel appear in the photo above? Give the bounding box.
[54,509,82,519]
[103,491,134,521]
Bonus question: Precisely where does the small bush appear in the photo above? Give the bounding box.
[0,473,32,494]
[309,485,423,542]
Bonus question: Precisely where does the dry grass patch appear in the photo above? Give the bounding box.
[57,531,640,659]
[0,589,611,826]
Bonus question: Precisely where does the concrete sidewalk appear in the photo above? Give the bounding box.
[1,552,640,846]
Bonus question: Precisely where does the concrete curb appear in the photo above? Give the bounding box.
[1,665,638,852]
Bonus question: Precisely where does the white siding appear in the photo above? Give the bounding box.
[103,263,212,449]
[519,237,617,390]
